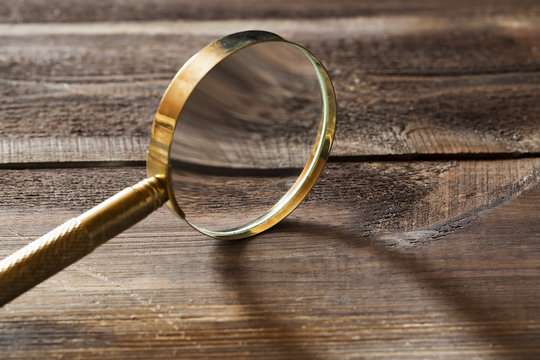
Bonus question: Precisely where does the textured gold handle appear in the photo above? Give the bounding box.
[0,176,168,306]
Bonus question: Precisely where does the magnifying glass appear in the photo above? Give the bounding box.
[0,31,336,306]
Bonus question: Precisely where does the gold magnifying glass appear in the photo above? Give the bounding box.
[0,31,336,306]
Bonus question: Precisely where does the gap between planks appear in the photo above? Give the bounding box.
[1,137,539,169]
[1,153,539,170]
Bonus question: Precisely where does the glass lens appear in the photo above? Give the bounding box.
[169,41,321,232]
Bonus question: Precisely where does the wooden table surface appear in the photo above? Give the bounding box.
[1,1,539,358]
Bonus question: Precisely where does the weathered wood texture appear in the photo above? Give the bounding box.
[1,14,539,163]
[0,1,539,359]
[2,0,540,22]
[0,161,538,359]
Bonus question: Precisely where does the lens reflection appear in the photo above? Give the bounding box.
[170,41,321,232]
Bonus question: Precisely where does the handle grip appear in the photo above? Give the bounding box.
[0,176,168,306]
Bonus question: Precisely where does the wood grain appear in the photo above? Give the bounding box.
[0,161,538,359]
[0,14,539,163]
[2,0,539,23]
[0,137,147,166]
[1,1,539,358]
[0,158,538,232]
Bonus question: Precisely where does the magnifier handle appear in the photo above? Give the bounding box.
[0,176,168,306]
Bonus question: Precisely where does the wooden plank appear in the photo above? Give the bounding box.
[0,137,147,165]
[0,160,538,358]
[1,15,538,163]
[1,0,539,23]
[0,159,537,232]
[2,158,539,235]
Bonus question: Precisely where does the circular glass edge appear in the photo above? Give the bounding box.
[147,30,336,240]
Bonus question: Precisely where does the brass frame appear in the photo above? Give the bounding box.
[147,30,337,240]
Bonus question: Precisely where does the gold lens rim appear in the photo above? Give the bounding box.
[147,30,336,240]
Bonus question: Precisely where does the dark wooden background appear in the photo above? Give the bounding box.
[1,1,539,358]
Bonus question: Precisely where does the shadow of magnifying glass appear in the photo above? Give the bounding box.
[213,203,539,359]
[213,237,324,359]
